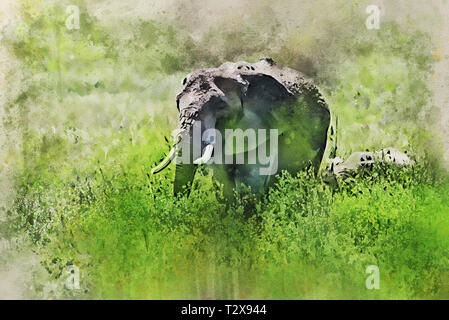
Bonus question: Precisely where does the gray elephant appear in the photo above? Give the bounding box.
[152,58,331,198]
[326,148,413,177]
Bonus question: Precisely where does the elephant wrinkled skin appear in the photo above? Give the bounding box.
[153,58,331,197]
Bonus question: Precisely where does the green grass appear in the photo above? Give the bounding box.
[10,123,449,299]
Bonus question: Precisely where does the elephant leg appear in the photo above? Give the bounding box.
[174,163,197,197]
[211,164,235,203]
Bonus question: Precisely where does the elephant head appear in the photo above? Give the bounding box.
[152,58,331,196]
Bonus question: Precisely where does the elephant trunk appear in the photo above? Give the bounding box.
[151,129,197,196]
[174,115,216,196]
[151,111,217,196]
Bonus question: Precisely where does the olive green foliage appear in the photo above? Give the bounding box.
[6,0,449,299]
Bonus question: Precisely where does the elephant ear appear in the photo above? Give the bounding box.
[241,73,292,110]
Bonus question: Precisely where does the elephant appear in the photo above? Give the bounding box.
[152,58,331,198]
[326,148,413,177]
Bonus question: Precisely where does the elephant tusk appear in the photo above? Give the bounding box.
[151,134,184,174]
[193,144,214,165]
[151,146,178,174]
